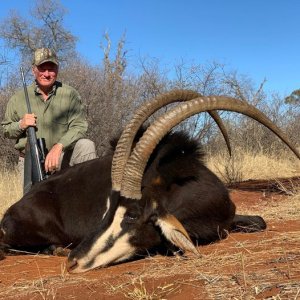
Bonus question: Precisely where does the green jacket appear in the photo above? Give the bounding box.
[1,81,88,152]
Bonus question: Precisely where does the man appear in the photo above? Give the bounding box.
[1,48,97,193]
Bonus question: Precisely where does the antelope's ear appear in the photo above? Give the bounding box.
[156,214,200,256]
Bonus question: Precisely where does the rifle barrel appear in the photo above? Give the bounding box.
[20,66,45,183]
[20,67,33,114]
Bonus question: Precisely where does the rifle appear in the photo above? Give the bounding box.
[20,67,48,185]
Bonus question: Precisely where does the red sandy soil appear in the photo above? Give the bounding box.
[0,179,299,300]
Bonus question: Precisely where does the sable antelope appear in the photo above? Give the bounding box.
[0,90,299,274]
[66,91,300,273]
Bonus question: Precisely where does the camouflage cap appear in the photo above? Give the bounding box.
[33,48,59,66]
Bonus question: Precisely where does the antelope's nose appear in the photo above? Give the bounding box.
[66,258,78,273]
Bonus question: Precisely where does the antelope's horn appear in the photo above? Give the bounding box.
[112,89,231,190]
[120,96,300,199]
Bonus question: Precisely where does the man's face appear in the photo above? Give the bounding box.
[32,62,58,90]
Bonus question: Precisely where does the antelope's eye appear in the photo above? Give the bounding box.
[124,213,138,222]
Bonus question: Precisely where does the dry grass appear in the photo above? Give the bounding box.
[231,179,300,222]
[100,220,300,299]
[0,164,22,217]
[98,229,300,299]
[104,277,181,300]
[2,229,299,299]
[207,149,300,183]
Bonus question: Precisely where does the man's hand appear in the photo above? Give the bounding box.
[19,113,37,130]
[45,143,63,173]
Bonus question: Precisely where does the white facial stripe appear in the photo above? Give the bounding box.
[101,196,111,220]
[92,233,135,267]
[75,206,129,271]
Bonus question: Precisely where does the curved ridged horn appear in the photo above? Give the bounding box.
[112,89,231,191]
[120,96,300,199]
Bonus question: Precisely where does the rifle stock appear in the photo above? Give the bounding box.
[20,67,47,184]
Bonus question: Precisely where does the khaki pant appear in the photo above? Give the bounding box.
[60,138,97,168]
[20,139,97,194]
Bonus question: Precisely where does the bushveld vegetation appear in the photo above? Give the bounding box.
[0,1,299,166]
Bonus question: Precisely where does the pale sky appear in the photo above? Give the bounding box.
[1,0,299,96]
